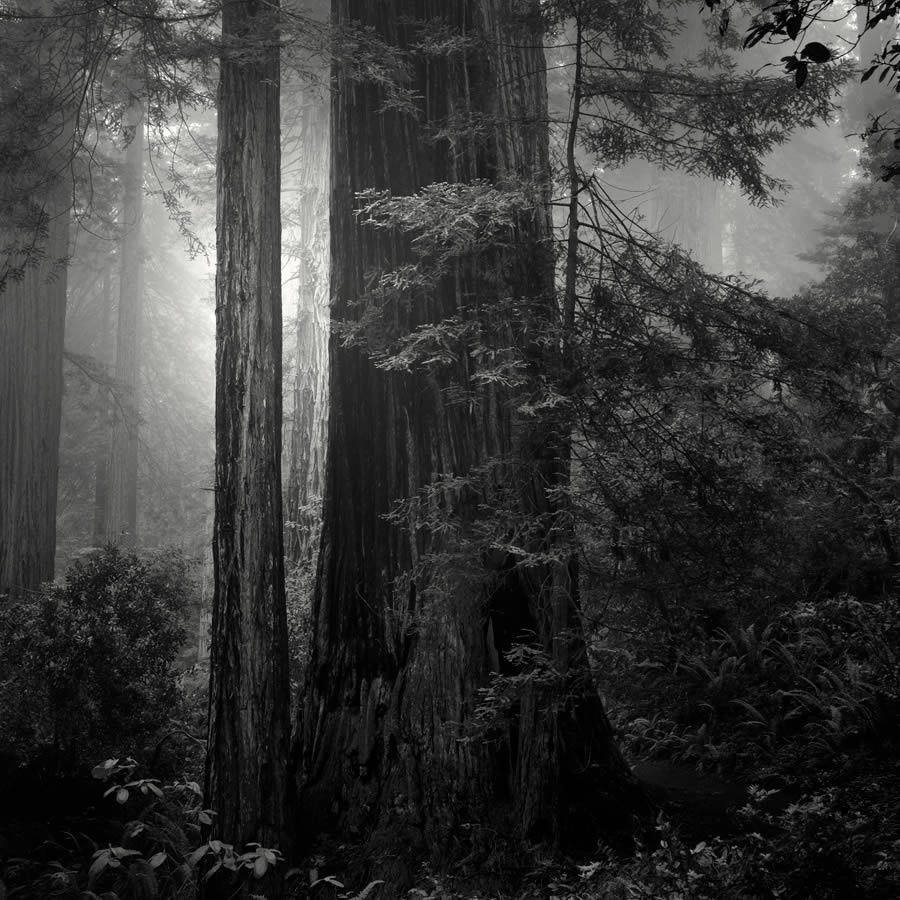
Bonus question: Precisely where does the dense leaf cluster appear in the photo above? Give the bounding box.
[0,547,192,775]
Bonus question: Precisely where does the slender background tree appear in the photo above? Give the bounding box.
[103,97,145,547]
[283,0,330,566]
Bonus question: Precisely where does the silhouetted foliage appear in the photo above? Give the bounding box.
[0,547,192,776]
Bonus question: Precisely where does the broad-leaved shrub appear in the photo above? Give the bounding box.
[0,547,192,775]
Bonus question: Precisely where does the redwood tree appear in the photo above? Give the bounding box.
[297,0,640,878]
[0,5,81,596]
[284,23,330,565]
[205,0,291,888]
[103,98,145,547]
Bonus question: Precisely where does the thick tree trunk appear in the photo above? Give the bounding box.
[297,0,640,882]
[104,101,145,546]
[205,0,292,894]
[0,7,78,596]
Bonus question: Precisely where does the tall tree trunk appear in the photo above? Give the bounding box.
[105,100,144,546]
[0,185,70,596]
[0,6,78,596]
[205,0,291,893]
[93,268,113,546]
[297,0,640,883]
[285,71,330,565]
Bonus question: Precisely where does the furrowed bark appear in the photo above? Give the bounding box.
[206,2,292,895]
[297,0,640,885]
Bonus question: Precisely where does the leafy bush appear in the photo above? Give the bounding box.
[534,780,900,900]
[574,819,761,900]
[608,594,900,772]
[0,547,192,774]
[0,757,286,900]
[286,558,314,693]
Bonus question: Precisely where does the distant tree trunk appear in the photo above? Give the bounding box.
[649,170,723,271]
[297,0,640,882]
[0,8,78,596]
[93,268,113,546]
[104,100,145,547]
[646,13,722,271]
[205,0,291,893]
[285,77,329,565]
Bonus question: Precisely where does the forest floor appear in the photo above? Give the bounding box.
[4,640,900,900]
[3,738,900,898]
[633,758,752,836]
[289,737,900,900]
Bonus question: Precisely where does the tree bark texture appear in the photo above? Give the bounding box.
[285,80,329,564]
[0,7,79,596]
[298,0,639,878]
[104,100,145,547]
[205,0,292,891]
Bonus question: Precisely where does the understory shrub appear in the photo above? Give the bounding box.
[0,757,286,900]
[604,594,900,772]
[538,780,900,900]
[0,546,193,775]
